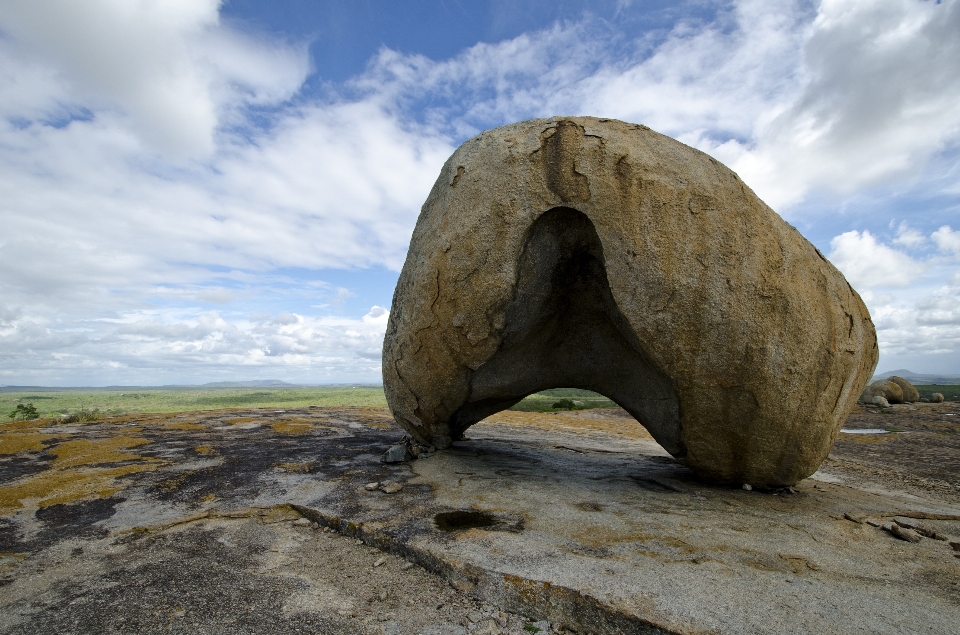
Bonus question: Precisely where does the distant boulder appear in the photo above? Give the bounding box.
[887,376,920,403]
[871,395,891,408]
[931,393,945,403]
[862,380,903,404]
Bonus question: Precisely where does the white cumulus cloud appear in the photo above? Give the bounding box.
[828,230,925,289]
[0,0,309,158]
[2,0,960,382]
[932,225,960,255]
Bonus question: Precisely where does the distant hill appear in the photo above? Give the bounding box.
[872,369,960,385]
[197,380,299,388]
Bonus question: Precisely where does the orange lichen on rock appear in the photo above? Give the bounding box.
[0,434,161,514]
[269,418,313,435]
[0,432,58,455]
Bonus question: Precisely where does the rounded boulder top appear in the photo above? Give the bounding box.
[382,117,878,487]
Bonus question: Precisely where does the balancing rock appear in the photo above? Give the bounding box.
[382,117,878,487]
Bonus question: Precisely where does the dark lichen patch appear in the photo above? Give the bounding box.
[34,496,123,543]
[434,510,497,532]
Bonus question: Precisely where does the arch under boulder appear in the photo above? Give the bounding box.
[382,117,877,487]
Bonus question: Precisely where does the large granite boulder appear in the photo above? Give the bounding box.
[862,380,903,404]
[382,117,878,487]
[887,376,919,403]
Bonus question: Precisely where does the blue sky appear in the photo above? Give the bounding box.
[1,0,959,386]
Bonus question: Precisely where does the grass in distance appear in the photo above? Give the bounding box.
[509,388,616,412]
[0,386,388,418]
[1,386,618,418]
[915,384,960,402]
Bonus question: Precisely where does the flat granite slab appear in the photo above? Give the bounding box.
[1,403,959,634]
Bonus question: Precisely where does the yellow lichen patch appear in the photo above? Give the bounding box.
[0,418,57,432]
[0,434,162,515]
[269,418,313,435]
[163,420,205,431]
[0,463,159,514]
[479,409,653,440]
[0,432,57,455]
[50,436,154,469]
[273,461,312,473]
[226,417,260,425]
[194,445,215,455]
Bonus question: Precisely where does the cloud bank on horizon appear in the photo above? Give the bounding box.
[0,0,958,385]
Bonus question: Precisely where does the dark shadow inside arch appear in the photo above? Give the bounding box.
[450,207,684,457]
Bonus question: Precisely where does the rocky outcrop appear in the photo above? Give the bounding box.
[887,376,920,403]
[382,117,878,487]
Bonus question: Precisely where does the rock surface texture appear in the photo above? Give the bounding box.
[382,117,878,486]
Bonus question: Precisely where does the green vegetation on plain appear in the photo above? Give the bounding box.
[915,384,960,402]
[1,385,619,419]
[8,402,39,420]
[0,386,388,418]
[6,381,956,421]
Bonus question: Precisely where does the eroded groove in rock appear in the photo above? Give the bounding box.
[382,116,878,487]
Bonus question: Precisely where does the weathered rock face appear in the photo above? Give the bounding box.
[887,376,920,403]
[383,117,878,487]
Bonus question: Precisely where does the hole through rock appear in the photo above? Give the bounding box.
[450,206,684,457]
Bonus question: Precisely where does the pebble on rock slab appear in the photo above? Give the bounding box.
[292,518,311,527]
[364,482,380,491]
[381,483,403,494]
